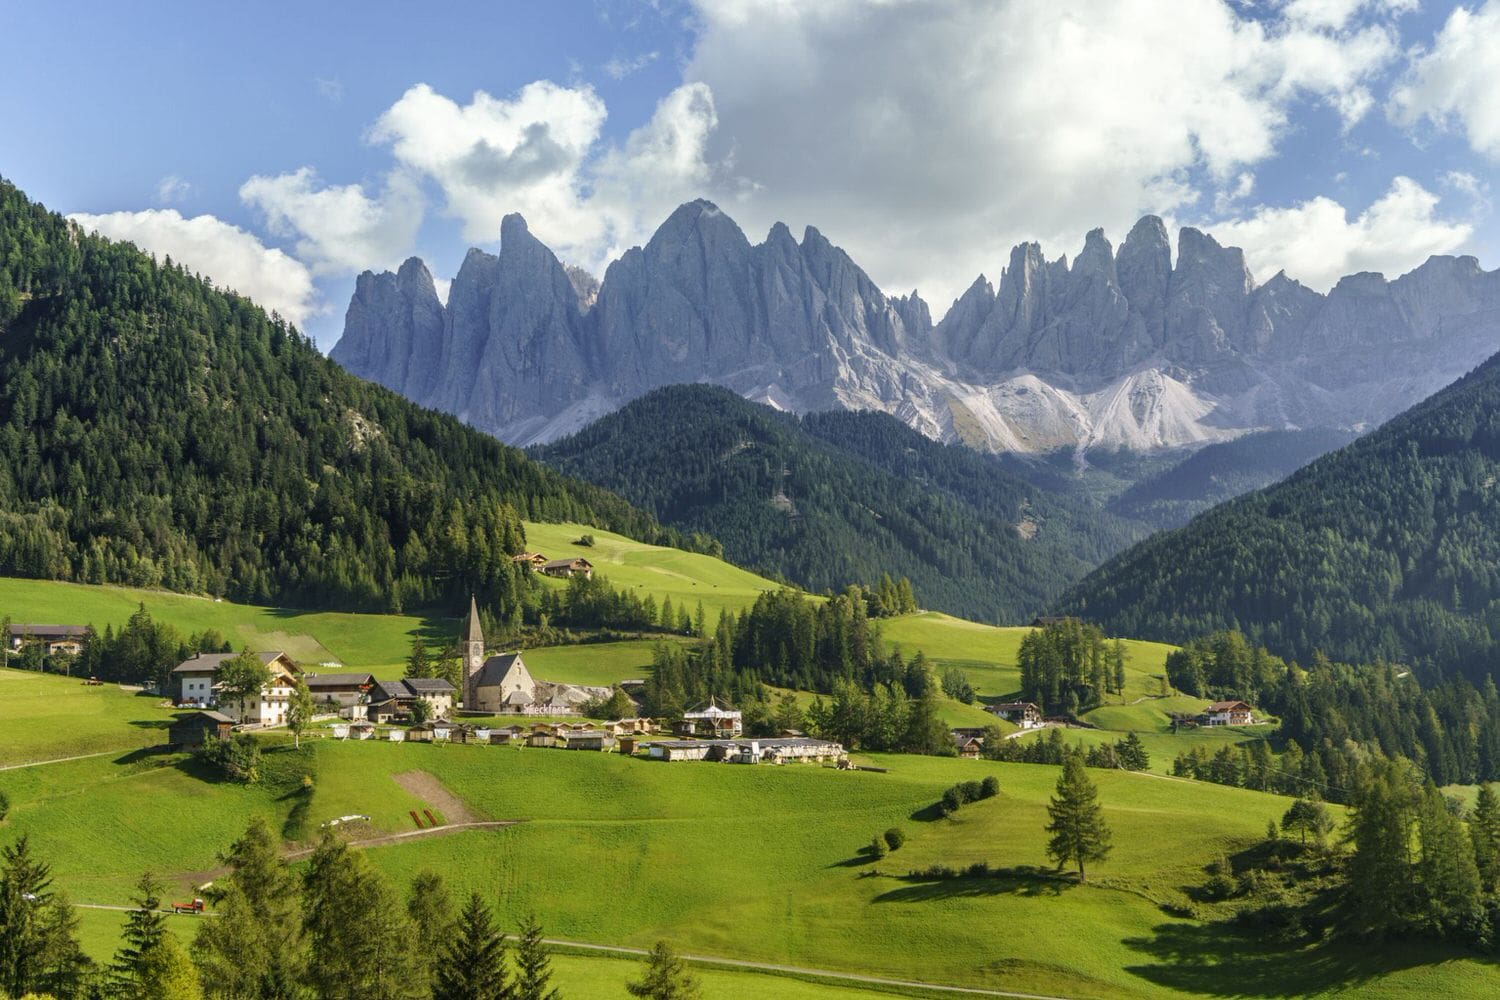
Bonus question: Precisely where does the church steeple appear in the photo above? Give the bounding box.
[462,596,485,711]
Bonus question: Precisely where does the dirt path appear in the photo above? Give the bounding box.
[0,749,121,771]
[392,769,483,823]
[543,939,1077,999]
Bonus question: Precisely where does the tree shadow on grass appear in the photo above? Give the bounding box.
[112,745,176,766]
[1122,920,1493,997]
[908,802,948,823]
[872,866,1070,902]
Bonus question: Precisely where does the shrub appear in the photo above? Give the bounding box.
[197,734,262,784]
[883,827,905,852]
[980,775,1000,799]
[941,787,963,814]
[0,788,8,821]
[960,780,985,803]
[963,862,992,878]
[574,534,596,547]
[869,834,888,860]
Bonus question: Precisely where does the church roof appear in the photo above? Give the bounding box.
[464,595,484,644]
[474,652,529,689]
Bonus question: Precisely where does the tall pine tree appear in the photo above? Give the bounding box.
[1045,754,1112,882]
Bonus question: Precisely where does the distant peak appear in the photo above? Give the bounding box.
[500,212,531,243]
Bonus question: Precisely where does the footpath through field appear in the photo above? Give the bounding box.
[0,749,120,771]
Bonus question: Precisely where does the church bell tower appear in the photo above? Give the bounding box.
[462,595,485,711]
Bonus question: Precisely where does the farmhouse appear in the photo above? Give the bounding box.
[678,697,743,737]
[366,678,456,722]
[511,552,549,568]
[7,624,88,656]
[170,651,301,725]
[541,557,593,579]
[168,710,236,747]
[461,605,614,715]
[987,702,1043,729]
[1200,700,1256,726]
[302,672,374,718]
[953,731,985,758]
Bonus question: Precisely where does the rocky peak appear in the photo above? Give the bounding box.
[564,265,600,312]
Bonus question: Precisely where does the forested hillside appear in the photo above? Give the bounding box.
[1109,427,1357,529]
[0,178,677,612]
[536,385,1145,622]
[1058,350,1500,682]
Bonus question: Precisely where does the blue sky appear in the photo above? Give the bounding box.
[2,1,1496,348]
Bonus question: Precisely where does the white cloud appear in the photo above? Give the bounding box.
[1280,0,1415,31]
[368,81,610,248]
[678,0,1406,309]
[1206,176,1473,290]
[66,209,318,326]
[603,51,659,80]
[155,175,191,204]
[239,167,426,275]
[1389,0,1500,160]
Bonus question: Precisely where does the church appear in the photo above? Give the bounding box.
[461,597,618,716]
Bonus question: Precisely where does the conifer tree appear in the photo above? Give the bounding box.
[193,816,305,999]
[406,639,433,679]
[138,930,202,1000]
[110,872,168,996]
[626,941,701,1000]
[1471,783,1500,892]
[1045,754,1112,882]
[1345,758,1420,937]
[302,833,423,999]
[513,912,561,1000]
[1415,784,1486,940]
[407,870,456,993]
[0,836,89,999]
[435,893,508,1000]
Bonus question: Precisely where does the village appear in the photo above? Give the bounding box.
[12,602,1261,769]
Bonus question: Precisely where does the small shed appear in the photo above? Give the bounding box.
[350,720,376,740]
[168,710,236,747]
[386,728,407,743]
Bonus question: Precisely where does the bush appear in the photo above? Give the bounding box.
[883,827,905,852]
[963,861,992,878]
[980,775,1000,799]
[197,734,262,784]
[941,787,963,814]
[0,788,8,821]
[869,834,888,859]
[574,534,596,547]
[960,780,985,803]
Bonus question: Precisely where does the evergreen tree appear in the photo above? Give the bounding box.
[407,871,455,994]
[1045,754,1112,882]
[302,833,422,999]
[626,941,701,1000]
[1471,783,1500,892]
[435,893,508,1000]
[406,639,433,680]
[0,836,89,999]
[513,912,560,1000]
[287,678,315,749]
[1344,758,1420,938]
[193,817,305,1000]
[138,930,203,1000]
[1415,784,1487,941]
[1280,798,1333,847]
[110,872,168,997]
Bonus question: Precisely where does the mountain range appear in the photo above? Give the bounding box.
[333,200,1500,464]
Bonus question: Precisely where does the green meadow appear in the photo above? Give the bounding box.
[2,668,1497,997]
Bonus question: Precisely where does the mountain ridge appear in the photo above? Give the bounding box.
[332,200,1500,464]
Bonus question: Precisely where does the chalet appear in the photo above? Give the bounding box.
[987,702,1043,729]
[678,697,743,738]
[170,651,301,726]
[366,678,456,722]
[301,672,374,718]
[511,552,549,568]
[541,558,593,580]
[953,733,984,759]
[168,710,236,747]
[1200,700,1256,727]
[8,624,88,656]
